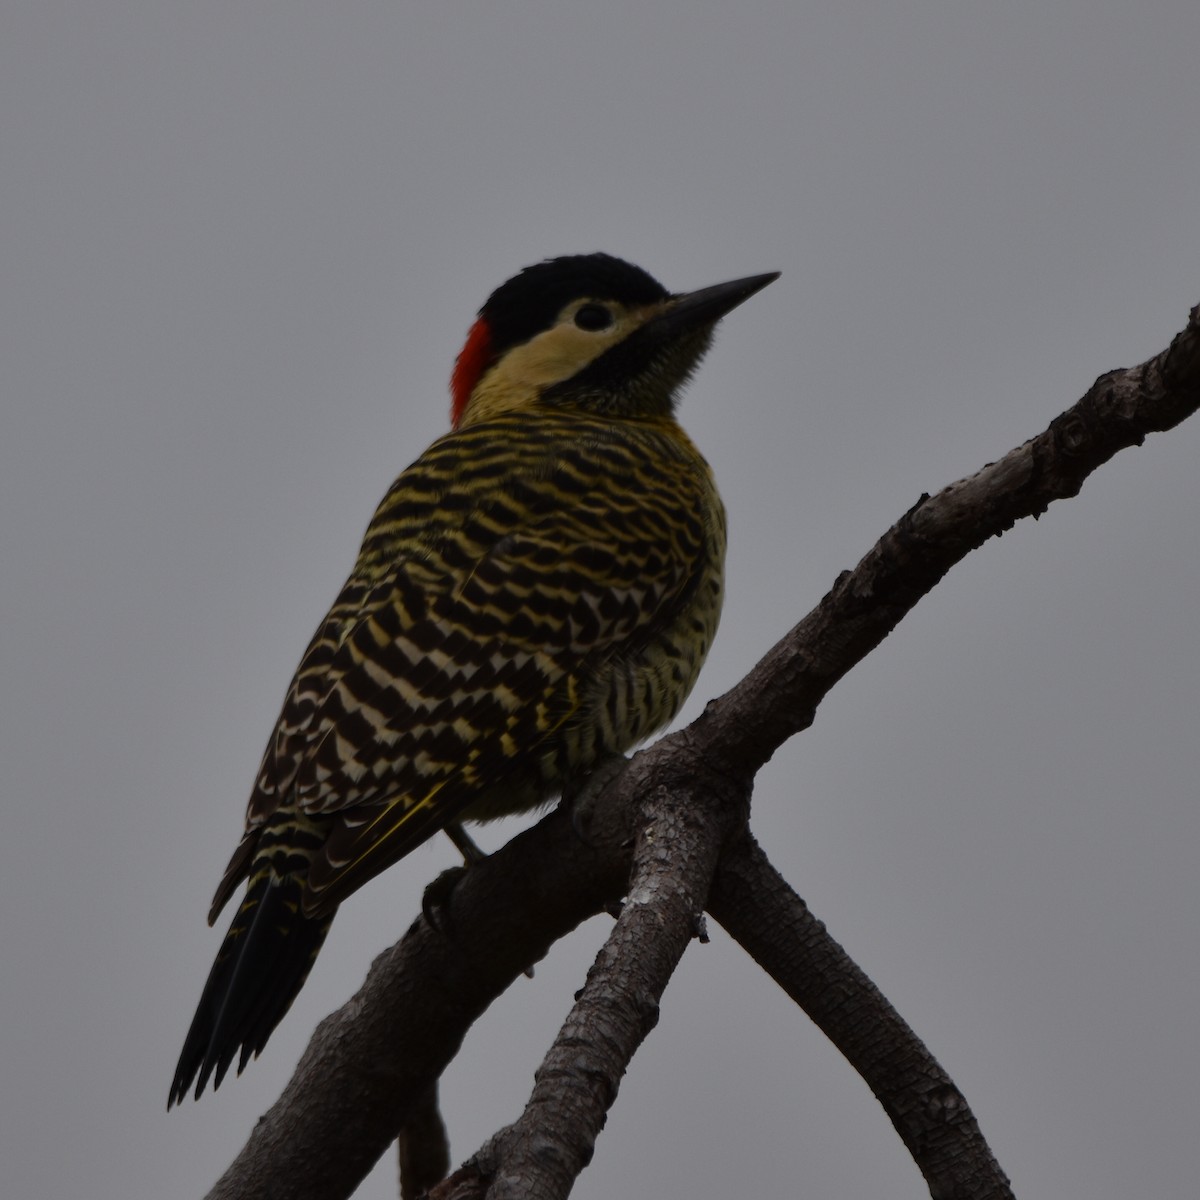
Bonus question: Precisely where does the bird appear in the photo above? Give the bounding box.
[168,252,779,1106]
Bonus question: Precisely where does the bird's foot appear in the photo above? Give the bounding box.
[422,821,488,931]
[565,752,630,846]
[422,823,535,978]
[421,864,470,934]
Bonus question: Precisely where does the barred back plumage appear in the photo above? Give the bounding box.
[238,411,725,912]
[170,255,777,1107]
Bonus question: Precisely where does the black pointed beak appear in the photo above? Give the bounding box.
[650,271,781,340]
[540,268,779,413]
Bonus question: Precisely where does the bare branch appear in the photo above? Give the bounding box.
[698,304,1200,777]
[437,737,749,1200]
[710,833,1013,1199]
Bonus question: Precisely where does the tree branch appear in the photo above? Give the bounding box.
[434,736,750,1200]
[698,303,1200,779]
[709,832,1013,1199]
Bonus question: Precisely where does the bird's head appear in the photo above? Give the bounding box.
[450,253,779,428]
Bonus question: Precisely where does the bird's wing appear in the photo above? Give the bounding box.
[305,505,704,909]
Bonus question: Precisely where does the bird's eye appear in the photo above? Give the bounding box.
[574,303,615,332]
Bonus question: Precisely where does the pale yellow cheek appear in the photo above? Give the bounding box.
[509,325,621,386]
[459,324,627,426]
[525,337,596,385]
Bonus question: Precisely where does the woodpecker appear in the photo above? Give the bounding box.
[169,253,778,1106]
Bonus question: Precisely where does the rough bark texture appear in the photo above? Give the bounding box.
[203,305,1200,1200]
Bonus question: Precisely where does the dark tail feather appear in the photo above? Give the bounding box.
[168,875,334,1107]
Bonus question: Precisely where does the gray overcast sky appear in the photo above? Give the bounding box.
[2,3,1197,1197]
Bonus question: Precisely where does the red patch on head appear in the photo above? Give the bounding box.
[450,317,493,429]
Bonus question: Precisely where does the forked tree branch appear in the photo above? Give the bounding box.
[455,744,750,1200]
[205,306,1200,1200]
